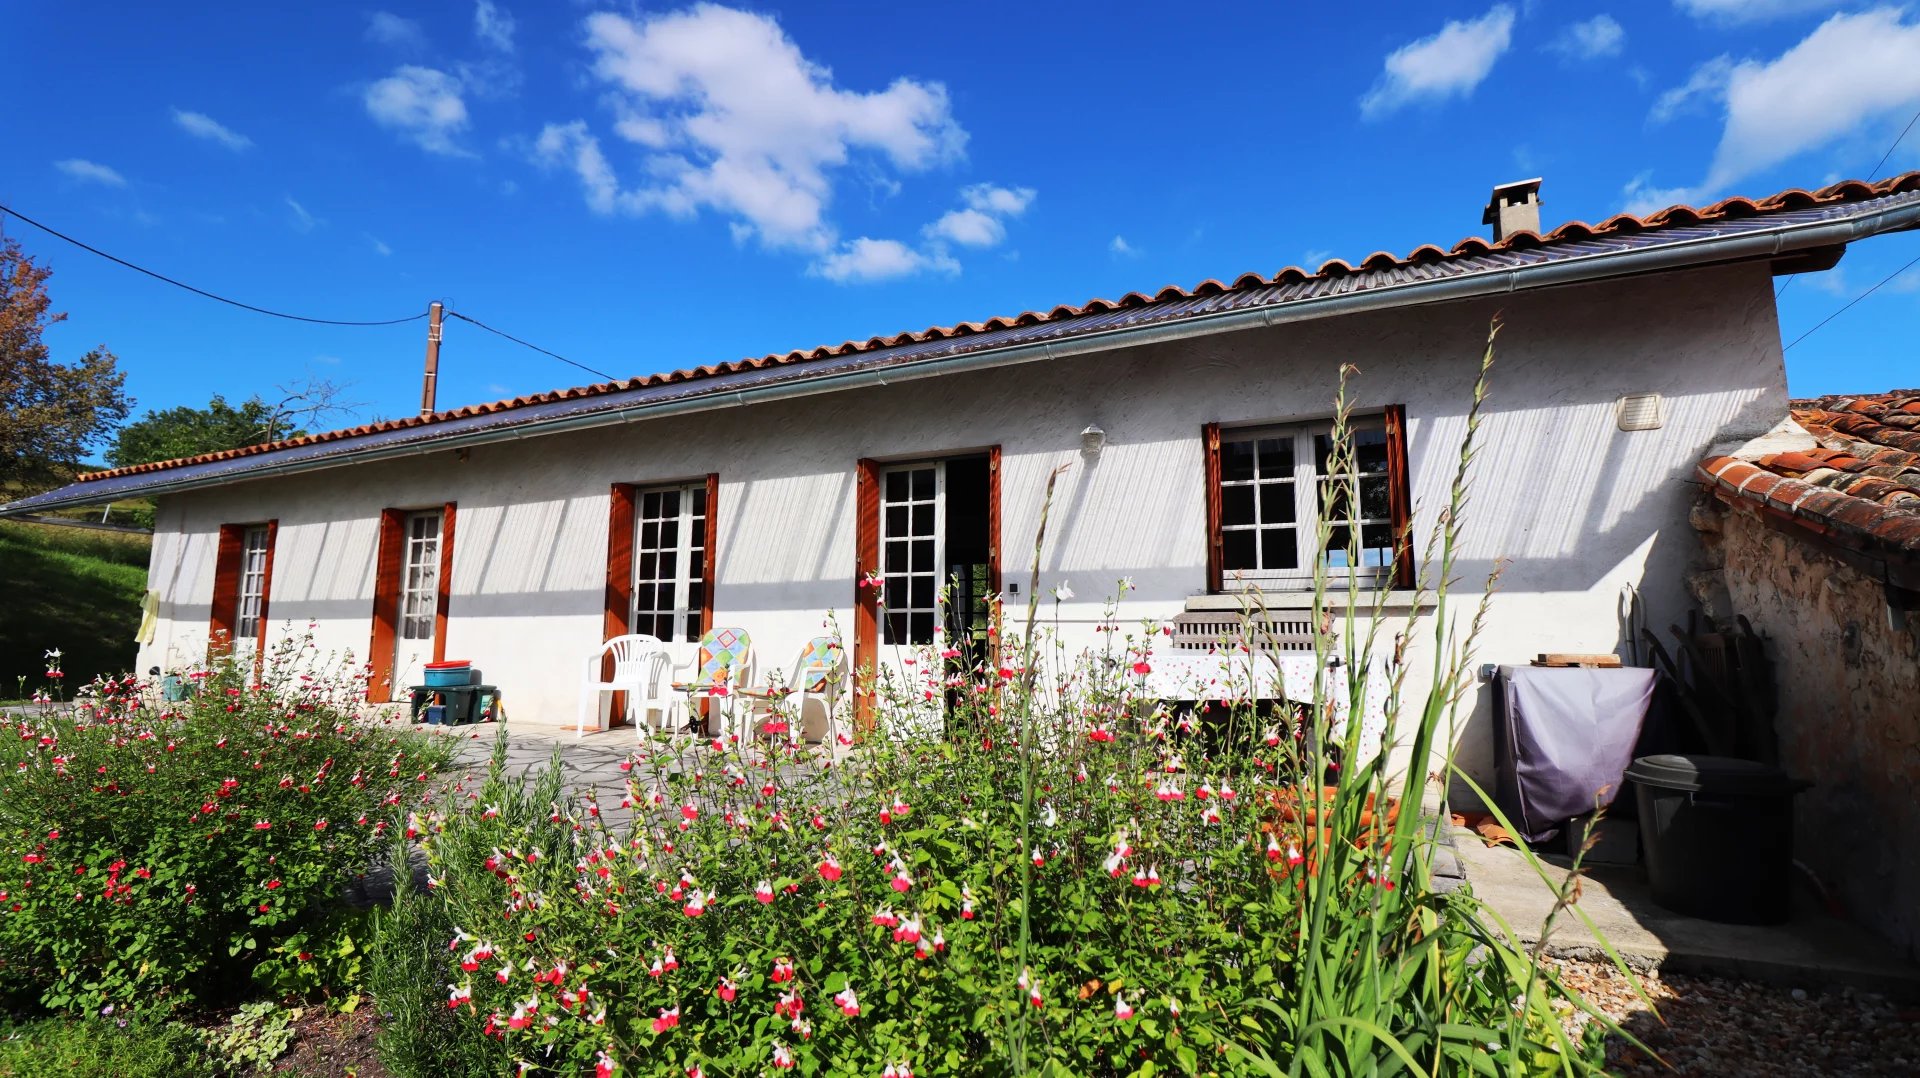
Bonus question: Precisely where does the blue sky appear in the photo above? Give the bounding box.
[8,1,1920,445]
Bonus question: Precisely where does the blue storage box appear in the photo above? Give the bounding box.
[423,661,472,688]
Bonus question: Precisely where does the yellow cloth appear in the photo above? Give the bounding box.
[135,589,159,645]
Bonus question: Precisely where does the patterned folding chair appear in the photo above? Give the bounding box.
[669,626,756,737]
[745,635,847,745]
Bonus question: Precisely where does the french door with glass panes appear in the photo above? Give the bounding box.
[878,462,944,646]
[630,482,710,644]
[392,509,442,687]
[232,524,271,661]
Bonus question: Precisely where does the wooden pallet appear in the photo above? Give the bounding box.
[1531,653,1623,668]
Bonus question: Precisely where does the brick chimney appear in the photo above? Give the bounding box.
[1483,178,1542,241]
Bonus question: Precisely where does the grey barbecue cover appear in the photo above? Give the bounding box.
[1493,665,1656,843]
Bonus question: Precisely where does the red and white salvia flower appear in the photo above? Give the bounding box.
[447,982,472,1009]
[1075,763,1090,784]
[755,879,775,903]
[680,803,698,821]
[960,885,975,920]
[1201,804,1223,825]
[771,1043,795,1069]
[1264,725,1282,747]
[1018,967,1043,1009]
[595,1049,617,1078]
[495,962,512,984]
[1197,782,1215,800]
[770,958,796,984]
[871,905,899,928]
[716,976,739,1002]
[1132,864,1161,888]
[892,916,921,944]
[508,998,536,1030]
[1219,780,1238,801]
[650,1006,680,1034]
[1114,995,1136,1021]
[1169,996,1182,1018]
[1088,725,1114,743]
[888,859,913,893]
[775,990,804,1019]
[1287,842,1305,868]
[819,854,843,881]
[682,889,712,917]
[1266,834,1284,862]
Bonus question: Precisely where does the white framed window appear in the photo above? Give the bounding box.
[399,510,441,641]
[235,525,270,640]
[880,462,943,645]
[1217,418,1398,588]
[632,482,709,643]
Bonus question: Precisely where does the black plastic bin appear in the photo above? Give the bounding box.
[1624,754,1805,925]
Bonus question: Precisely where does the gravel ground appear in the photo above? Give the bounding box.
[1549,958,1920,1076]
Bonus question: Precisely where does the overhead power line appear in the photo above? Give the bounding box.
[0,202,426,326]
[1777,104,1920,301]
[1782,251,1920,351]
[445,311,616,382]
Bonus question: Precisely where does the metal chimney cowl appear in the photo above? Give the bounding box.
[1484,178,1543,242]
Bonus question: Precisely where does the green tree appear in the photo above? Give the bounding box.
[109,394,286,468]
[0,237,131,490]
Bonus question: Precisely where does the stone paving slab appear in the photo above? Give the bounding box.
[1452,823,1920,997]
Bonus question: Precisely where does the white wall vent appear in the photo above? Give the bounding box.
[1616,392,1665,432]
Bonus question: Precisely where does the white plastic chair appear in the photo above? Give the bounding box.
[579,634,671,738]
[745,635,847,745]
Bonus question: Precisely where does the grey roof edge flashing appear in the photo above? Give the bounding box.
[8,193,1920,517]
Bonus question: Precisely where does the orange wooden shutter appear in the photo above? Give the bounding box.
[604,484,636,645]
[1383,405,1414,590]
[701,472,719,636]
[208,524,245,659]
[1202,423,1224,594]
[433,503,456,663]
[853,459,881,734]
[985,446,1002,599]
[366,508,406,703]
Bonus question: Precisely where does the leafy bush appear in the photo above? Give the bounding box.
[0,635,453,1015]
[208,1000,299,1073]
[0,1016,217,1078]
[377,340,1622,1076]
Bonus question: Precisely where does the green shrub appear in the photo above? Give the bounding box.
[0,1016,218,1078]
[368,837,508,1078]
[0,635,453,1016]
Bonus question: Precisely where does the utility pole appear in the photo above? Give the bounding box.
[420,301,444,417]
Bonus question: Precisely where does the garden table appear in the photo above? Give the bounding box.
[1139,652,1391,759]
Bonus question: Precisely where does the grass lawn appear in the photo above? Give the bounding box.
[0,520,148,692]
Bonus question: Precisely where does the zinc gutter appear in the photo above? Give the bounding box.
[9,196,1920,517]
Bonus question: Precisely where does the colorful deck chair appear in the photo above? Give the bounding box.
[669,626,756,736]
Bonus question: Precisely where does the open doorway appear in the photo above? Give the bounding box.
[855,448,1000,732]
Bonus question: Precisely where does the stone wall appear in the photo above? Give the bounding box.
[1692,496,1920,959]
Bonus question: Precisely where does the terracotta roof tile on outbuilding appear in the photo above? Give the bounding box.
[60,171,1920,489]
[1696,391,1920,558]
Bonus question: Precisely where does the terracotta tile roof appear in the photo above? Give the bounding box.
[56,170,1920,488]
[1697,391,1920,558]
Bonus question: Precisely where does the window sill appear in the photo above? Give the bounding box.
[1188,590,1427,612]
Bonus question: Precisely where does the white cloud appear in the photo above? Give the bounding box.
[367,234,393,256]
[474,0,515,52]
[557,4,966,250]
[1360,4,1515,118]
[366,12,425,49]
[171,108,252,151]
[923,184,1034,248]
[1650,55,1734,123]
[926,208,1004,247]
[1109,235,1138,257]
[54,159,126,186]
[1689,9,1920,190]
[961,183,1034,216]
[365,66,472,156]
[1620,172,1698,216]
[811,237,957,283]
[1549,14,1626,60]
[1301,249,1334,267]
[1675,0,1844,23]
[284,195,319,232]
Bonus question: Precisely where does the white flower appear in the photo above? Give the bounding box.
[1052,581,1075,602]
[44,649,61,660]
[1117,576,1135,593]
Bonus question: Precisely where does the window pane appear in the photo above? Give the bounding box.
[884,611,908,644]
[911,540,934,573]
[910,576,935,610]
[908,611,935,644]
[1222,529,1256,570]
[641,522,659,549]
[885,542,907,572]
[659,551,677,580]
[685,583,705,634]
[661,489,680,517]
[692,487,707,516]
[1222,439,1256,483]
[911,468,932,499]
[1260,480,1297,524]
[885,470,909,501]
[1261,527,1299,570]
[885,578,907,609]
[660,519,679,549]
[1353,427,1389,473]
[1222,484,1256,527]
[885,504,908,538]
[1360,474,1392,522]
[656,582,677,613]
[642,491,661,518]
[1256,438,1291,475]
[911,503,933,537]
[653,614,675,640]
[638,552,658,581]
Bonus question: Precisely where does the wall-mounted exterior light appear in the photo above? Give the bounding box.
[1081,424,1106,457]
